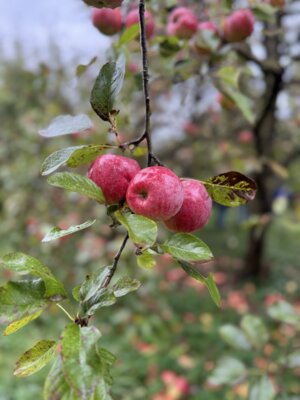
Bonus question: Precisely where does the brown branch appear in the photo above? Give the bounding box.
[120,0,162,166]
[101,233,129,289]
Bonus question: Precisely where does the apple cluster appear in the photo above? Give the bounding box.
[91,4,256,46]
[88,154,212,233]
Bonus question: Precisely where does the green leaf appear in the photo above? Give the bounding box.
[72,285,81,302]
[0,279,47,324]
[42,220,96,243]
[216,66,241,87]
[76,56,97,78]
[220,85,255,124]
[194,29,220,53]
[208,357,247,386]
[249,375,276,400]
[251,4,277,22]
[4,309,43,336]
[39,114,93,137]
[113,277,141,298]
[79,266,117,317]
[2,253,67,301]
[82,0,119,8]
[179,262,221,307]
[67,145,116,168]
[267,301,300,327]
[14,340,56,377]
[90,57,125,122]
[61,324,114,399]
[161,233,213,262]
[41,145,115,176]
[48,172,105,203]
[203,171,257,207]
[219,324,252,351]
[79,266,111,303]
[44,356,75,399]
[240,315,269,349]
[115,211,158,246]
[118,24,139,46]
[158,36,182,57]
[137,250,156,269]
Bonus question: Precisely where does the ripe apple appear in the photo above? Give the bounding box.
[126,166,184,220]
[223,9,255,43]
[91,7,122,36]
[164,179,212,233]
[88,154,141,204]
[167,7,198,39]
[125,9,155,39]
[238,130,254,144]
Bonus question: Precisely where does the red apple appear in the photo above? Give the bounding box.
[164,179,212,233]
[126,166,184,220]
[223,9,255,43]
[91,7,122,36]
[125,9,155,39]
[88,154,141,204]
[238,130,254,144]
[167,7,198,39]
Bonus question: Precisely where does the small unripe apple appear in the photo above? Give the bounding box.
[164,179,212,233]
[167,7,198,39]
[223,9,255,43]
[91,7,122,36]
[126,166,184,220]
[125,9,155,39]
[88,154,141,204]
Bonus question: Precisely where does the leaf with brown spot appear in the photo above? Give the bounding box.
[203,171,257,207]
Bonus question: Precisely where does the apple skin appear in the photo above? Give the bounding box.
[88,154,141,204]
[91,7,122,36]
[167,7,198,39]
[126,166,184,221]
[223,9,255,43]
[164,179,212,233]
[125,9,155,39]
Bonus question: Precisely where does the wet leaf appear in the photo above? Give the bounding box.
[42,220,96,243]
[39,114,93,137]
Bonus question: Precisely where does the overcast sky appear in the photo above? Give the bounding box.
[0,0,110,67]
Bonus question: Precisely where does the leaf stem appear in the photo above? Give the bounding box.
[56,303,75,321]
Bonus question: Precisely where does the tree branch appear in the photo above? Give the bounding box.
[120,0,162,166]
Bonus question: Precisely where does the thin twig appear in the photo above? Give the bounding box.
[101,233,129,289]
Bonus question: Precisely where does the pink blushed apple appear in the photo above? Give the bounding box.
[88,154,140,204]
[126,166,184,220]
[91,7,122,36]
[167,7,198,39]
[223,9,255,43]
[164,179,212,233]
[125,9,155,39]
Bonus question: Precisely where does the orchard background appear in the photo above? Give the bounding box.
[1,0,300,399]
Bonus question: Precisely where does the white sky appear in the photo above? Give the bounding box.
[0,0,110,67]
